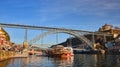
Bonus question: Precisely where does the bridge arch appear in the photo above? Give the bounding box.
[29,30,93,49]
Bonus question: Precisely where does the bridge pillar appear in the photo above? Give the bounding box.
[56,33,58,44]
[92,32,95,48]
[104,34,106,43]
[41,30,43,45]
[24,29,28,41]
[23,29,28,49]
[23,41,28,49]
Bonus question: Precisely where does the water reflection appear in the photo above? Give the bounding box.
[53,57,74,67]
[0,54,120,67]
[27,56,74,67]
[73,54,97,67]
[0,59,11,67]
[7,58,28,67]
[73,54,120,67]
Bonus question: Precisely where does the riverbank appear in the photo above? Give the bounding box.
[0,50,28,61]
[1,54,120,67]
[0,50,15,61]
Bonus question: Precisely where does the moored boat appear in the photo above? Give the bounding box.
[47,45,74,57]
[61,47,74,58]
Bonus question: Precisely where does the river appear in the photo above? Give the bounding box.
[0,54,120,67]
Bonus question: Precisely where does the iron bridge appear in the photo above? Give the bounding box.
[0,23,112,49]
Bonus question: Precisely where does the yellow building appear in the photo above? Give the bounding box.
[0,27,10,45]
[99,24,120,38]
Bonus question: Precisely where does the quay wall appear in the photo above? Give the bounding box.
[0,50,15,61]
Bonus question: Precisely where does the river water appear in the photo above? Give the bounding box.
[0,54,120,67]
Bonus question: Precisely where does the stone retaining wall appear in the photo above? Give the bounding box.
[0,50,15,61]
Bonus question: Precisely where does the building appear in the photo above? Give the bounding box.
[0,27,10,45]
[99,24,120,38]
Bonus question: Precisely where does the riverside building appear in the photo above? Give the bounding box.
[0,27,10,45]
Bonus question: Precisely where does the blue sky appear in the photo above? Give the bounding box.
[0,0,120,47]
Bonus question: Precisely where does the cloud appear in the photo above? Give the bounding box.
[37,0,120,16]
[1,0,120,24]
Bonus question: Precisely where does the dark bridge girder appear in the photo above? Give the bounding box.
[29,30,93,49]
[0,23,112,49]
[0,23,112,36]
[0,23,93,33]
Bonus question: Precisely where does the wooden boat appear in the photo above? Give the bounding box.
[61,47,74,58]
[61,52,74,58]
[47,45,74,57]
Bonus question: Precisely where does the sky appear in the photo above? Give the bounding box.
[0,0,120,47]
